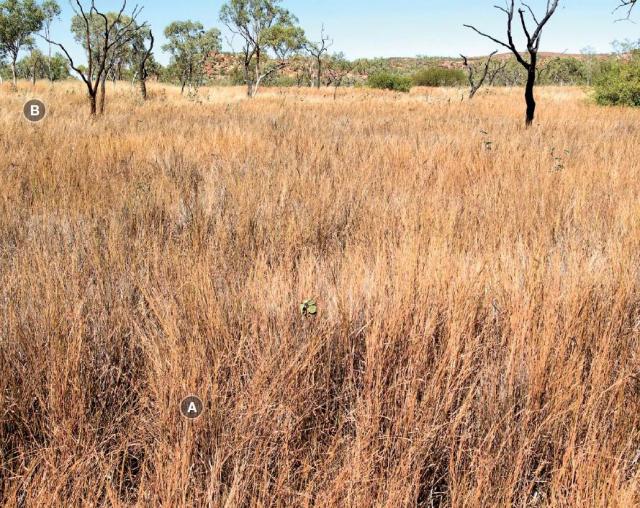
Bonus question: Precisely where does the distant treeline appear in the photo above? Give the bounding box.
[361,54,622,91]
[0,50,634,96]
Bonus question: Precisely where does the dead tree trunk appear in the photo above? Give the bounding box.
[524,56,537,126]
[460,50,498,99]
[464,0,560,127]
[139,76,147,99]
[134,30,154,101]
[316,55,322,89]
[304,26,332,90]
[139,37,153,100]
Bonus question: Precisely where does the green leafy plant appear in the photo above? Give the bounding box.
[412,67,466,87]
[367,71,412,92]
[300,299,318,316]
[594,51,640,107]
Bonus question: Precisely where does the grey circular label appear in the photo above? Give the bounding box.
[180,395,204,420]
[23,99,46,122]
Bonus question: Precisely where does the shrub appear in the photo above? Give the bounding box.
[595,52,640,107]
[367,71,412,92]
[412,67,466,87]
[538,57,587,86]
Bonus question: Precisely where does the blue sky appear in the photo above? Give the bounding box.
[38,0,639,65]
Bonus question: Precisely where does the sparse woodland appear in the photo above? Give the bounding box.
[1,1,640,506]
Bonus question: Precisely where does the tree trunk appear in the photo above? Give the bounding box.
[138,59,148,100]
[247,79,259,98]
[139,73,147,100]
[48,36,53,82]
[11,57,17,88]
[524,66,536,127]
[243,60,252,97]
[99,75,107,115]
[187,65,193,94]
[89,93,97,116]
[316,57,322,89]
[250,53,261,98]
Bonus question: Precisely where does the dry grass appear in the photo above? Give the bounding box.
[1,79,640,507]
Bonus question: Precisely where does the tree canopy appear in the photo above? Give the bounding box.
[0,0,47,85]
[163,20,221,92]
[220,0,305,96]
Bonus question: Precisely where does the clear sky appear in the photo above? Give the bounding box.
[38,0,639,66]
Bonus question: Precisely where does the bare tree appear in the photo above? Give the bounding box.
[304,25,332,89]
[44,0,146,115]
[464,0,560,126]
[617,0,637,17]
[460,50,501,99]
[487,58,509,86]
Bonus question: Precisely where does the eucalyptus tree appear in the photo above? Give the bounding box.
[23,44,42,82]
[45,0,147,115]
[163,21,221,94]
[464,0,560,126]
[0,0,46,88]
[40,0,59,81]
[220,0,305,97]
[17,48,67,80]
[70,9,136,111]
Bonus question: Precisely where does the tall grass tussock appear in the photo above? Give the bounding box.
[1,81,640,506]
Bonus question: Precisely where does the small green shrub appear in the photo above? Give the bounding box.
[367,72,412,92]
[595,52,640,107]
[412,67,466,87]
[300,299,318,316]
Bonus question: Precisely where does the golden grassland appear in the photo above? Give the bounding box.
[1,80,640,506]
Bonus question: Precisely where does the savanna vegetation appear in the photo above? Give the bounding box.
[3,79,640,507]
[2,0,640,506]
